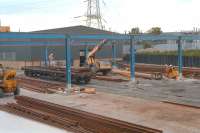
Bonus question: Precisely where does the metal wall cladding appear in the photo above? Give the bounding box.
[0,46,31,61]
[0,44,123,61]
[71,44,123,59]
[135,54,200,67]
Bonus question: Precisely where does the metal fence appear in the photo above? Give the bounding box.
[135,54,200,67]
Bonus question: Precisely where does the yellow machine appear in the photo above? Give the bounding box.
[165,65,179,79]
[87,39,112,75]
[0,64,20,98]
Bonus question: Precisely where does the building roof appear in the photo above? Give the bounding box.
[33,25,120,35]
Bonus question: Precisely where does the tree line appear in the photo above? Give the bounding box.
[129,27,162,35]
[128,27,162,49]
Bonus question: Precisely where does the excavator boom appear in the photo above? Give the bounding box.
[86,39,112,75]
[87,39,108,59]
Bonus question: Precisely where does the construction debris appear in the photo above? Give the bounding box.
[118,63,200,79]
[80,88,96,94]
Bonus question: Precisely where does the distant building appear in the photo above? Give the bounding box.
[0,26,10,32]
[0,25,124,68]
[32,25,123,60]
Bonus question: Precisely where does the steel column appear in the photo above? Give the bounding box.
[112,42,117,68]
[84,44,89,64]
[65,37,71,93]
[177,37,183,79]
[130,38,136,81]
[44,47,48,67]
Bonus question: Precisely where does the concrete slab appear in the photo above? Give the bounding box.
[80,78,200,107]
[21,89,200,133]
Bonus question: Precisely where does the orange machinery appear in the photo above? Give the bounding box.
[0,26,10,32]
[86,39,112,75]
[0,64,20,98]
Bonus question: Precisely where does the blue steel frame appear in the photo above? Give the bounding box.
[45,46,48,67]
[84,46,89,64]
[0,33,131,93]
[65,37,72,92]
[130,38,136,80]
[177,37,183,79]
[1,32,200,93]
[0,33,72,91]
[132,34,184,79]
[112,43,117,67]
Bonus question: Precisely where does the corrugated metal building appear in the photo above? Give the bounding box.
[0,25,126,68]
[33,25,124,60]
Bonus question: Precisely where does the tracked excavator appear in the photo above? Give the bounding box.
[86,39,112,75]
[0,64,20,98]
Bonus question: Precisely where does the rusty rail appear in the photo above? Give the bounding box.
[17,76,65,93]
[119,63,200,78]
[3,96,163,133]
[112,69,163,80]
[2,103,90,133]
[162,101,200,109]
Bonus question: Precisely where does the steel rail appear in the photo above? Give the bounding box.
[15,96,163,133]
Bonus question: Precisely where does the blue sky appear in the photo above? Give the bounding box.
[0,0,199,33]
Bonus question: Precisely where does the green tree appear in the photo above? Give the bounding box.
[147,27,162,34]
[140,41,152,49]
[129,27,141,34]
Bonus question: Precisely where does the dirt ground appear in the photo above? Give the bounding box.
[15,88,200,133]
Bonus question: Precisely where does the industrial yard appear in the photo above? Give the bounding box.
[0,61,200,133]
[0,0,200,133]
[0,77,200,133]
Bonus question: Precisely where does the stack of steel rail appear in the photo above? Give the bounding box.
[112,69,163,80]
[1,96,162,133]
[136,63,200,76]
[17,76,65,93]
[118,63,200,79]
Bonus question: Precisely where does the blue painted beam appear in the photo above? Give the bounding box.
[0,41,107,46]
[44,47,48,67]
[133,34,179,41]
[177,37,183,79]
[65,37,71,93]
[73,41,104,45]
[1,32,200,43]
[70,34,131,40]
[0,32,65,39]
[0,41,64,46]
[112,43,117,67]
[181,35,200,41]
[84,45,89,64]
[130,38,136,81]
